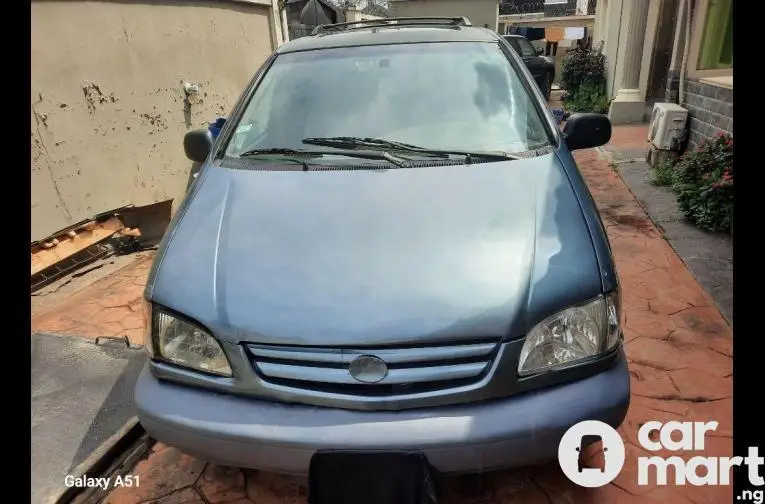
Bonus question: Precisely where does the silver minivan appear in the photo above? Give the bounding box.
[136,17,630,475]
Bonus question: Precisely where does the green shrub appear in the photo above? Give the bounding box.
[674,133,733,233]
[649,159,679,188]
[561,43,610,114]
[561,43,607,96]
[564,83,610,114]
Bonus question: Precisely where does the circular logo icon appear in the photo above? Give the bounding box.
[558,420,626,487]
[348,355,388,384]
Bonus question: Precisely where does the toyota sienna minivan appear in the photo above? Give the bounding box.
[136,17,630,475]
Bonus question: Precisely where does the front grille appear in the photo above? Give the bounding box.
[244,340,500,396]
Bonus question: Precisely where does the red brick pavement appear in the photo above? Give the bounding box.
[606,125,651,151]
[32,253,154,345]
[35,126,733,504]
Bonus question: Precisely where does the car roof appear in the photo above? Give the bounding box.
[276,25,501,54]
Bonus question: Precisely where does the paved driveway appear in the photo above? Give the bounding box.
[32,127,733,504]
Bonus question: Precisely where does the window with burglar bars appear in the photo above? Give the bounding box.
[284,0,393,40]
[287,22,316,40]
[281,0,597,41]
[500,0,597,16]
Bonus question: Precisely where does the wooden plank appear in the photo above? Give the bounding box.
[31,217,124,276]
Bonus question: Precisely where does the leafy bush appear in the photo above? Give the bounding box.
[649,159,679,188]
[561,43,610,114]
[673,133,733,233]
[561,43,606,93]
[564,82,611,114]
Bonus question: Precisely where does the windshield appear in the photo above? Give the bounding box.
[225,42,552,158]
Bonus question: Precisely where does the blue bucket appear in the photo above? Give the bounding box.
[550,108,565,125]
[208,117,226,139]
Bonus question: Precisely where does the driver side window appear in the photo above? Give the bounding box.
[505,38,522,55]
[518,39,537,58]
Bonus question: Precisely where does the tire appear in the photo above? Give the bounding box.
[541,72,552,101]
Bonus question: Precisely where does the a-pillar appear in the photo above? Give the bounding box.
[608,0,651,125]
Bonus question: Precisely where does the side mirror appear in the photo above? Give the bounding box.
[536,47,544,55]
[562,113,612,151]
[184,129,214,163]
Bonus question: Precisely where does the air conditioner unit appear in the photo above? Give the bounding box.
[648,102,688,151]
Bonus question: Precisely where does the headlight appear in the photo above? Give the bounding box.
[149,306,233,377]
[518,291,621,376]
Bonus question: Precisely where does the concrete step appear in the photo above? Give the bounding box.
[31,333,146,504]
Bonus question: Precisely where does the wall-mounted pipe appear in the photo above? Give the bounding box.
[678,0,692,105]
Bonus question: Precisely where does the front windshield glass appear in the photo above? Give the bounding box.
[225,42,552,158]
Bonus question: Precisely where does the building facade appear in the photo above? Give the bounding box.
[595,0,732,146]
[665,0,732,148]
[31,0,286,242]
[390,0,500,31]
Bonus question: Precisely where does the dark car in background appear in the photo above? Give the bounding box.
[503,34,555,100]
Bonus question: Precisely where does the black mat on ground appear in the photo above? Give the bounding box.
[308,451,441,504]
[31,332,145,504]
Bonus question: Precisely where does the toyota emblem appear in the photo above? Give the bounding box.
[348,355,388,384]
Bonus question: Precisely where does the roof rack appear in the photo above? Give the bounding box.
[311,16,472,36]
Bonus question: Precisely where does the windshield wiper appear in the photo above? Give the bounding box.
[302,136,443,154]
[238,147,412,168]
[239,147,323,158]
[302,136,520,163]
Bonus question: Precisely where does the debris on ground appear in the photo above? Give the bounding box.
[31,201,171,294]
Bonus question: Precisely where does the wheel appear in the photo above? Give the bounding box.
[541,72,552,101]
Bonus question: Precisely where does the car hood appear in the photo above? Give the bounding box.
[149,153,602,346]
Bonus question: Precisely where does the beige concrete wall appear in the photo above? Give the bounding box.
[31,0,277,242]
[602,0,623,98]
[345,9,383,22]
[499,15,595,31]
[392,0,499,32]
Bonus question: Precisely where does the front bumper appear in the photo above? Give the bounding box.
[135,349,630,475]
